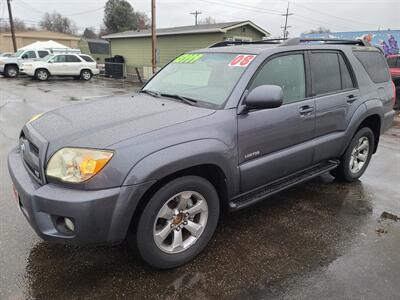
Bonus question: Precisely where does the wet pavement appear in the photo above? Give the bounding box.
[0,76,399,299]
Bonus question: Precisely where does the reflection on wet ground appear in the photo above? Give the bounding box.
[25,177,373,299]
[0,77,399,299]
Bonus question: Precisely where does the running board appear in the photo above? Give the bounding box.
[229,160,339,211]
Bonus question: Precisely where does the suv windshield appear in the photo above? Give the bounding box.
[143,53,252,107]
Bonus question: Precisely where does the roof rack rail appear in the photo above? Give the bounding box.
[283,37,370,47]
[209,38,285,48]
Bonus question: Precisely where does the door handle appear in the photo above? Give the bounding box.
[346,94,357,103]
[299,105,313,115]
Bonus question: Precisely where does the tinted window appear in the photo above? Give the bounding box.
[339,54,355,90]
[52,55,67,63]
[24,51,36,59]
[79,55,95,62]
[249,54,306,104]
[66,55,81,62]
[354,51,391,83]
[38,51,49,58]
[310,52,341,95]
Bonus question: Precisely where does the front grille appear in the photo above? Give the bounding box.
[20,135,42,182]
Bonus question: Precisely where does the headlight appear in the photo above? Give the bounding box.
[29,113,43,123]
[46,148,114,183]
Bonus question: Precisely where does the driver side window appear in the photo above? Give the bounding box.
[52,55,67,63]
[23,51,36,59]
[249,54,306,104]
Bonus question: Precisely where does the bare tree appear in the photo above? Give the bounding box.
[305,27,331,34]
[40,11,77,35]
[198,16,216,25]
[0,18,33,32]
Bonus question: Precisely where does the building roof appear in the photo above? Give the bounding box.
[0,30,80,40]
[103,21,270,39]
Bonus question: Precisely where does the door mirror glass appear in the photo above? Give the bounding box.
[245,85,283,109]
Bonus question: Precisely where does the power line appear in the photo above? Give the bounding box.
[190,10,202,26]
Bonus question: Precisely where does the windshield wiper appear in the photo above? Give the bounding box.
[139,89,161,98]
[160,93,198,106]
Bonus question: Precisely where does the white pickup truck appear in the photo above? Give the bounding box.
[0,49,51,77]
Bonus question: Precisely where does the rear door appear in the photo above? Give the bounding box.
[66,55,83,75]
[310,50,358,163]
[238,52,316,192]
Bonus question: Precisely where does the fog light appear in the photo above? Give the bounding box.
[64,217,75,232]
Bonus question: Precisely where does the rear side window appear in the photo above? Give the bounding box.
[66,55,81,62]
[354,51,391,83]
[79,55,95,62]
[38,51,49,58]
[249,54,306,104]
[310,52,341,95]
[339,54,355,90]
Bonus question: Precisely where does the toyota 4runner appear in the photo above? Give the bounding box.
[8,38,396,269]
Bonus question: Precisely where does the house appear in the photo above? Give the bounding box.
[0,30,80,53]
[103,21,270,67]
[79,38,110,63]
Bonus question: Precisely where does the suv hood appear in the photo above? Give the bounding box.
[29,94,215,154]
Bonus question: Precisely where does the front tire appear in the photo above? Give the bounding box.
[5,65,18,78]
[135,176,220,269]
[331,127,374,182]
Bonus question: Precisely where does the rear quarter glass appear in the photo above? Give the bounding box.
[353,50,391,83]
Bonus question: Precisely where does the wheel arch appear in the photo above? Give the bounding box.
[342,101,383,155]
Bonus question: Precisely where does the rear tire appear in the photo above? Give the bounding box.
[134,176,220,269]
[80,69,92,81]
[35,69,49,81]
[331,127,374,182]
[5,65,18,78]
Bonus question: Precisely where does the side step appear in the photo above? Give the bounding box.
[229,160,339,211]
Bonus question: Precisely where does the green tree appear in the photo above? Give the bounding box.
[104,0,138,33]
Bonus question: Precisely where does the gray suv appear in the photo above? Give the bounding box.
[8,38,395,268]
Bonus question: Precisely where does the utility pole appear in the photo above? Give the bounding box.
[281,2,293,39]
[190,10,202,26]
[7,0,17,52]
[151,0,157,73]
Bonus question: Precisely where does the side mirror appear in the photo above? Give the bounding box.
[245,85,283,110]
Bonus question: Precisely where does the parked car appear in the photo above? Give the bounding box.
[0,49,51,78]
[0,52,13,58]
[8,38,395,269]
[20,53,100,81]
[387,54,400,109]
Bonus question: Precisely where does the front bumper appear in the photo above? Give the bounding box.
[8,147,154,245]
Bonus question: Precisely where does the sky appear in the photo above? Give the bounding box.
[0,0,398,37]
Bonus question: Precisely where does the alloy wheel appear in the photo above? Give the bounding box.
[153,191,208,254]
[349,136,369,174]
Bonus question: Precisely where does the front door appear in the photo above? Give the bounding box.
[238,52,315,192]
[48,55,68,75]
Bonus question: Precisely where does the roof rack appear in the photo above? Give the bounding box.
[209,37,371,48]
[209,39,284,48]
[283,37,370,47]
